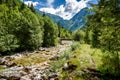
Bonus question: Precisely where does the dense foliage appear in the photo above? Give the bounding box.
[58,23,72,39]
[72,29,85,44]
[42,16,58,47]
[0,0,62,54]
[85,0,120,77]
[71,0,120,78]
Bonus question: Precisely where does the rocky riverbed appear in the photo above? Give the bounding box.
[0,40,72,80]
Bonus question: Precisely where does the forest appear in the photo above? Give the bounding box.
[0,0,120,80]
[0,0,71,54]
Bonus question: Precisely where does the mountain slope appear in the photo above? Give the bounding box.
[36,7,90,31]
[69,7,89,31]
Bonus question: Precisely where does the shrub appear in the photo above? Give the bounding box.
[71,42,81,51]
[72,30,85,44]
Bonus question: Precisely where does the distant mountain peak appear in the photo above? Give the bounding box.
[36,7,90,31]
[24,0,90,20]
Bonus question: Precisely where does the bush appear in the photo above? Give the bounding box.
[60,48,73,60]
[72,30,85,44]
[0,34,19,53]
[50,60,66,72]
[100,51,120,77]
[71,42,81,51]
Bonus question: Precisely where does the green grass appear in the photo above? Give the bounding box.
[12,53,50,66]
[66,44,103,80]
[69,44,103,70]
[60,43,120,80]
[51,43,104,80]
[0,65,7,71]
[49,48,73,72]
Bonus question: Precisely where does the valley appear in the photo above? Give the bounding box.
[0,0,120,80]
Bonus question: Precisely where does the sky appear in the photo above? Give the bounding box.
[24,0,98,20]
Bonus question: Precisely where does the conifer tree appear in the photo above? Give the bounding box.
[42,16,58,47]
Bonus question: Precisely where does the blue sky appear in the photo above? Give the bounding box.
[24,0,98,20]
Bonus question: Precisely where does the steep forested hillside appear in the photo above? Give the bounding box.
[0,0,68,54]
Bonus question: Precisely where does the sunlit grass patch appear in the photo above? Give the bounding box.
[0,65,7,71]
[74,44,102,68]
[64,44,103,79]
[12,53,50,66]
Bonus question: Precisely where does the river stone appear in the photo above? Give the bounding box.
[22,67,31,74]
[48,73,58,79]
[6,62,17,67]
[0,79,7,80]
[0,56,12,65]
[50,78,59,80]
[49,54,60,60]
[41,74,47,80]
[39,48,46,51]
[20,75,31,80]
[32,74,42,80]
[20,70,28,76]
[8,72,21,80]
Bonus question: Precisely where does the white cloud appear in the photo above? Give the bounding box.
[40,0,89,20]
[24,1,38,6]
[40,8,56,14]
[47,0,54,7]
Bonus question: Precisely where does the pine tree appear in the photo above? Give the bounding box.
[42,16,58,47]
[30,3,35,12]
